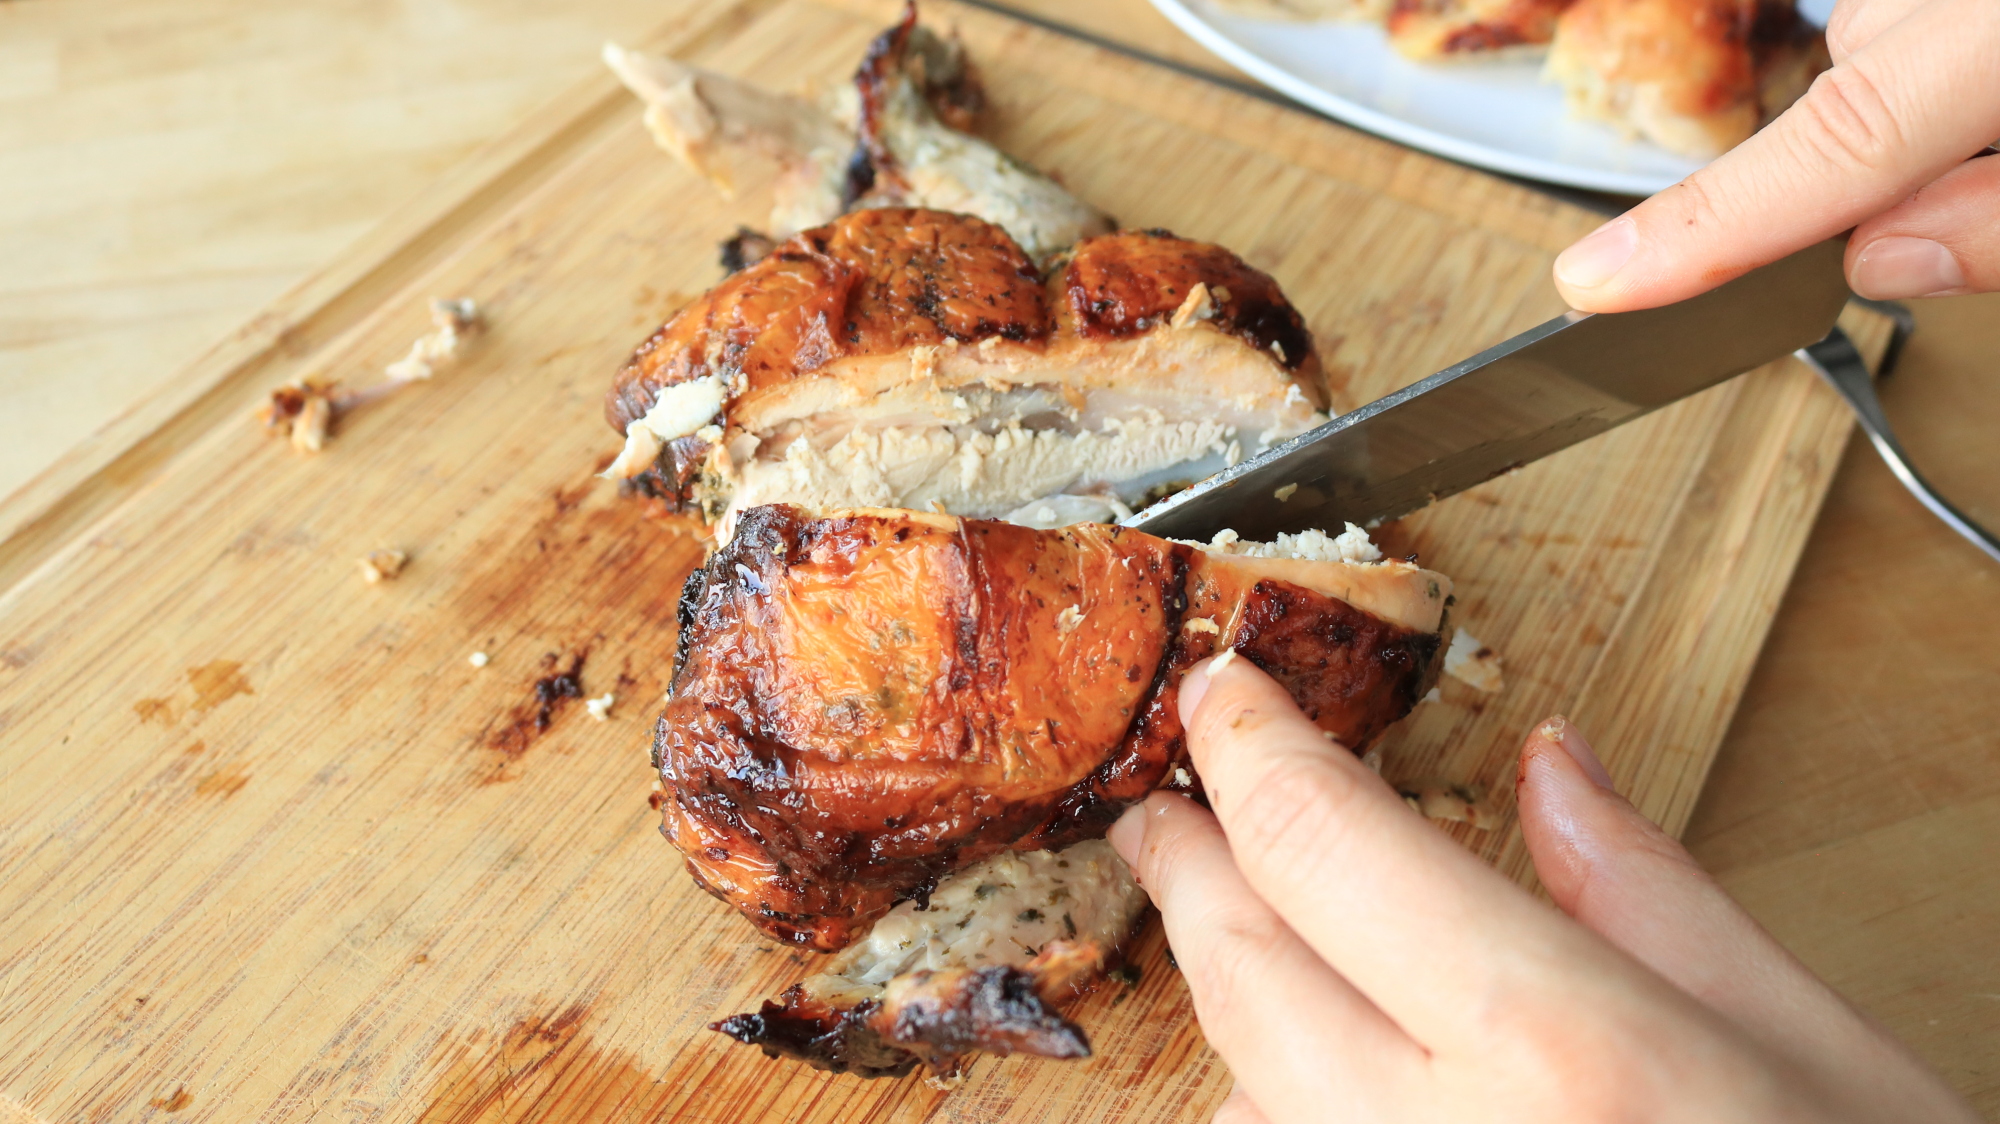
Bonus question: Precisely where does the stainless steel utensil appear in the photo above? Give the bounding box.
[1799,328,2000,564]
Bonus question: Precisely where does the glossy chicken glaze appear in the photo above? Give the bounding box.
[603,210,1323,513]
[655,505,1448,951]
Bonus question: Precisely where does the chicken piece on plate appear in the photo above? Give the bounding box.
[1546,0,1827,158]
[1387,0,1575,58]
[1207,0,1392,20]
[603,208,1327,540]
[661,505,1451,1076]
[604,4,1110,263]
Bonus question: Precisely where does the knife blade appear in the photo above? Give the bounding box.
[1126,238,1852,542]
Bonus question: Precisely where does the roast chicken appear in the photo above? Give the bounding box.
[604,8,1453,1081]
[659,504,1452,1076]
[603,208,1327,540]
[1546,0,1827,158]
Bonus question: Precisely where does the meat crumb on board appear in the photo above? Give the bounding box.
[385,298,481,382]
[357,550,408,584]
[585,692,616,721]
[1443,628,1504,692]
[1400,784,1504,831]
[256,296,481,454]
[468,652,490,668]
[257,383,339,453]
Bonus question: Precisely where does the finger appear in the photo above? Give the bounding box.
[1515,716,1983,1124]
[1109,792,1419,1119]
[1175,654,1634,1056]
[1825,0,1932,63]
[1553,0,2000,311]
[1210,1082,1272,1124]
[1848,153,2000,297]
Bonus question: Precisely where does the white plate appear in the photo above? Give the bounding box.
[1147,0,1830,195]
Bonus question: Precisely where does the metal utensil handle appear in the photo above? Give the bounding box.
[1798,328,2000,564]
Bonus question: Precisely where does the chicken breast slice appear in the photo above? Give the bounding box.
[603,209,1329,540]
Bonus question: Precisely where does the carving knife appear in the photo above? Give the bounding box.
[1127,239,1853,541]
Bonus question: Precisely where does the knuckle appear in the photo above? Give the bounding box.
[1222,751,1371,878]
[1134,809,1213,904]
[1667,172,1722,230]
[1791,63,1906,174]
[1180,906,1295,1028]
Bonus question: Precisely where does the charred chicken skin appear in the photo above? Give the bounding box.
[716,841,1146,1079]
[655,504,1451,955]
[603,209,1326,536]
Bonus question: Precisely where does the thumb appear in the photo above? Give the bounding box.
[1515,715,1738,970]
[1517,716,1979,1123]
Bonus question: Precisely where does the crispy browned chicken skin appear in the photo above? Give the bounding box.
[655,505,1449,952]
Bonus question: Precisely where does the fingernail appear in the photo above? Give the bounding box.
[1850,236,1965,299]
[1553,217,1638,292]
[1176,649,1237,725]
[1540,715,1614,790]
[1108,802,1147,868]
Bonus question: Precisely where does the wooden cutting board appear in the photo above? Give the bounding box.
[0,0,1893,1120]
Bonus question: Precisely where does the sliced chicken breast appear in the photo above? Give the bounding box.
[604,209,1328,540]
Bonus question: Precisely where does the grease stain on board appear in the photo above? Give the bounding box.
[445,472,696,786]
[132,660,255,729]
[193,765,250,798]
[416,1005,661,1124]
[187,659,253,713]
[479,652,590,783]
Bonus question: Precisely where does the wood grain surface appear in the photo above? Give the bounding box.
[2,0,1988,1120]
[0,0,683,503]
